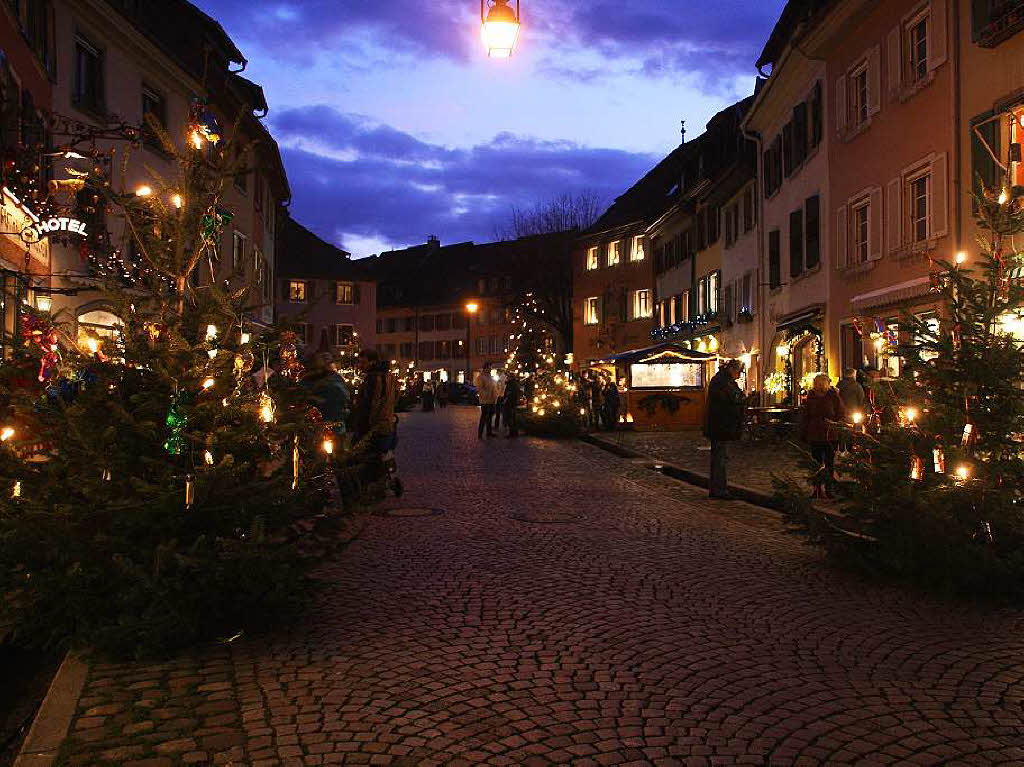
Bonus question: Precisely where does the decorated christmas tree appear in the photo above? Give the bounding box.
[507,293,584,437]
[780,177,1024,597]
[0,110,333,657]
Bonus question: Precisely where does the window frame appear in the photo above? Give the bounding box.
[141,84,166,151]
[907,168,931,244]
[905,8,929,85]
[335,280,354,305]
[586,246,599,271]
[852,198,871,264]
[288,280,307,303]
[850,60,869,129]
[584,296,600,326]
[232,230,246,270]
[630,235,645,261]
[73,34,104,115]
[633,289,652,320]
[607,240,621,267]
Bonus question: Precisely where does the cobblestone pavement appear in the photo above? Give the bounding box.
[593,430,806,498]
[56,407,1024,766]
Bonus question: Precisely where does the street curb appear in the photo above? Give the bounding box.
[14,652,88,767]
[580,433,784,511]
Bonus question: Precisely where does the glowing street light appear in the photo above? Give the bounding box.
[481,0,520,58]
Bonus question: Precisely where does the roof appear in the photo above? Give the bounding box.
[595,343,717,365]
[756,0,836,72]
[364,231,574,308]
[585,96,755,238]
[277,216,371,281]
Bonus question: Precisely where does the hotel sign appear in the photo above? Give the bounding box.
[21,216,88,243]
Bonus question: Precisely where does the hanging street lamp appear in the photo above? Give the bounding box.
[481,0,520,58]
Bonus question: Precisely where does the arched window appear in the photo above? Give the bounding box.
[77,307,122,342]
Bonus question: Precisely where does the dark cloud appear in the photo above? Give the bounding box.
[197,0,786,85]
[270,106,656,252]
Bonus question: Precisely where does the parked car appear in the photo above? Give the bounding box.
[450,383,479,405]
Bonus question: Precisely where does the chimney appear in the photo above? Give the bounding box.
[680,120,686,145]
[427,235,440,250]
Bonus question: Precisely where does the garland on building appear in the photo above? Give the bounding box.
[777,175,1024,597]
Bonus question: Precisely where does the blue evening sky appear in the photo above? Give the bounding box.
[194,0,785,257]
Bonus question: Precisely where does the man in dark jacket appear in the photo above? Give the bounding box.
[705,359,746,500]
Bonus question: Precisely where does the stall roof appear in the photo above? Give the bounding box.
[594,343,717,365]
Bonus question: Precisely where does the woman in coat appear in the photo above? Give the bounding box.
[799,373,845,499]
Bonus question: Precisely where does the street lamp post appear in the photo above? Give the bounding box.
[465,301,479,382]
[481,0,520,58]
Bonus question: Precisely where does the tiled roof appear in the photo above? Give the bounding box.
[277,216,370,281]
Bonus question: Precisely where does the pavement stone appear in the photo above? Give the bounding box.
[49,406,1024,765]
[594,428,806,498]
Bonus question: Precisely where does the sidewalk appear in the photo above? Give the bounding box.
[587,428,808,503]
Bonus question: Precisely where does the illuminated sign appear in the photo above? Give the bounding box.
[21,216,88,244]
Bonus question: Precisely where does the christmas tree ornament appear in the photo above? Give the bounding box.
[163,397,187,455]
[184,474,195,509]
[11,480,21,498]
[932,446,946,473]
[978,521,994,544]
[101,468,111,481]
[961,423,975,448]
[259,391,275,423]
[910,455,923,481]
[292,436,300,490]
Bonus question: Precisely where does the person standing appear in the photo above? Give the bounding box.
[603,378,620,431]
[590,374,604,430]
[705,359,746,500]
[503,372,521,438]
[421,379,435,412]
[475,363,500,438]
[348,349,398,482]
[492,370,505,433]
[436,380,449,409]
[799,373,845,499]
[836,368,865,452]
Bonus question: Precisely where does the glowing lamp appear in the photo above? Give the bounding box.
[87,337,99,354]
[954,251,967,265]
[323,437,335,455]
[999,188,1009,205]
[481,0,520,58]
[777,344,790,357]
[172,194,183,209]
[12,480,21,498]
[135,185,153,197]
[0,427,14,442]
[204,450,214,465]
[874,337,885,351]
[35,295,52,313]
[955,464,970,482]
[190,130,204,150]
[240,332,251,344]
[260,403,274,423]
[709,337,719,352]
[202,377,215,390]
[205,324,218,341]
[466,302,479,314]
[905,407,918,424]
[852,411,863,426]
[579,408,586,416]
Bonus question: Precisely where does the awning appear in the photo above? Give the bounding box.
[776,305,824,332]
[594,342,716,366]
[850,276,931,311]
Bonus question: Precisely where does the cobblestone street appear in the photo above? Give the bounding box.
[54,407,1024,766]
[592,430,806,499]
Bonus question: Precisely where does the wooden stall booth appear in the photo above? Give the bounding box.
[592,343,716,431]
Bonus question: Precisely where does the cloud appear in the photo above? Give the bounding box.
[270,106,656,256]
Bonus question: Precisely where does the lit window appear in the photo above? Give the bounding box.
[697,278,707,315]
[910,173,930,243]
[584,297,600,325]
[853,202,870,263]
[336,281,354,304]
[334,324,354,346]
[630,235,645,261]
[708,272,720,315]
[907,16,928,83]
[607,240,621,266]
[289,280,306,302]
[586,247,599,270]
[633,289,652,319]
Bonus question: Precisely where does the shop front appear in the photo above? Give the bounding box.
[592,342,716,431]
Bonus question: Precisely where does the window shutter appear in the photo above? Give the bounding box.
[836,206,848,269]
[869,187,884,261]
[835,76,847,136]
[929,0,948,70]
[931,152,949,237]
[868,45,882,116]
[280,280,289,301]
[886,177,902,254]
[353,283,362,304]
[886,26,901,100]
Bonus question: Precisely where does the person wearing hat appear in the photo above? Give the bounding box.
[705,358,746,500]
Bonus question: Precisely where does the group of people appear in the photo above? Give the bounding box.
[706,360,887,501]
[474,363,523,439]
[301,348,399,487]
[577,370,621,431]
[418,379,449,411]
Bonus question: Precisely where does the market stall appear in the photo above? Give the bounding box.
[593,343,716,431]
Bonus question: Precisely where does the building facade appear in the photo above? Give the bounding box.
[826,0,954,377]
[43,0,288,341]
[275,215,376,358]
[746,1,832,402]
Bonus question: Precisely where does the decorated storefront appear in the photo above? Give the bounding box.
[592,342,716,431]
[766,307,827,405]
